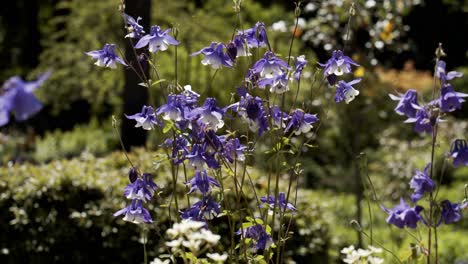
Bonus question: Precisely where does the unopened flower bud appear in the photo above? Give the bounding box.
[435,43,446,59]
[129,167,138,183]
[226,41,237,63]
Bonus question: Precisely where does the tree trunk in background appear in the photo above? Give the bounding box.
[121,0,151,151]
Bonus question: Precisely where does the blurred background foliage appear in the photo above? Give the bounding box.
[0,0,467,263]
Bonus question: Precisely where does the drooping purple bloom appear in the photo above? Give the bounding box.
[231,94,269,136]
[236,224,273,252]
[258,73,290,94]
[439,200,465,225]
[187,98,225,130]
[128,167,138,183]
[319,50,359,85]
[0,71,51,126]
[381,198,423,229]
[294,55,308,82]
[250,51,290,80]
[435,60,463,84]
[450,139,468,167]
[233,34,251,57]
[125,105,161,130]
[163,135,189,165]
[156,94,184,121]
[284,109,319,135]
[409,163,435,203]
[260,192,296,213]
[123,13,145,39]
[334,78,361,104]
[187,143,220,169]
[389,89,420,118]
[269,105,288,128]
[191,42,233,69]
[134,25,179,53]
[223,138,247,163]
[404,105,435,134]
[86,43,127,68]
[181,195,221,221]
[123,173,158,202]
[114,199,153,224]
[238,22,270,49]
[186,170,220,195]
[439,84,468,113]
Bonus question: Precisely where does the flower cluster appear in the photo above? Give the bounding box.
[113,170,158,224]
[0,71,51,126]
[236,222,274,252]
[341,245,384,264]
[383,54,467,230]
[319,50,361,104]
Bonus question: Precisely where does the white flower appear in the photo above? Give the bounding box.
[357,248,372,258]
[341,245,355,255]
[200,229,221,244]
[207,252,228,262]
[165,238,183,249]
[368,256,384,264]
[343,250,361,264]
[368,245,383,254]
[150,258,170,264]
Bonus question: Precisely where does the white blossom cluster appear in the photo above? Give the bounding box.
[341,245,384,264]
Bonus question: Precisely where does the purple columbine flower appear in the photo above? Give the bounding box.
[123,173,158,202]
[191,42,233,69]
[134,25,179,53]
[163,135,189,165]
[156,94,184,121]
[438,200,465,225]
[233,34,251,57]
[436,60,463,84]
[404,105,435,134]
[125,105,161,130]
[223,138,247,163]
[86,43,127,68]
[114,199,153,224]
[294,55,308,82]
[450,139,468,167]
[239,22,270,49]
[381,198,424,229]
[231,94,269,136]
[181,195,221,221]
[335,78,361,104]
[186,143,220,169]
[284,109,319,135]
[319,50,359,85]
[439,84,468,113]
[389,89,420,118]
[260,192,296,213]
[186,170,220,195]
[0,71,51,126]
[258,73,290,94]
[409,163,435,203]
[250,51,290,80]
[270,105,288,128]
[236,224,273,252]
[123,13,145,39]
[187,98,225,130]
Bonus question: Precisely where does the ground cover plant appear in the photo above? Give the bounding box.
[0,0,467,263]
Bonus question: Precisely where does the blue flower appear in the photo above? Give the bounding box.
[236,224,273,252]
[439,84,468,113]
[319,50,359,85]
[250,51,290,80]
[294,55,308,82]
[269,105,288,129]
[258,73,290,94]
[381,198,423,229]
[335,79,361,104]
[409,163,435,203]
[187,98,225,130]
[232,94,269,136]
[114,199,153,224]
[404,105,435,134]
[284,109,319,135]
[233,34,251,57]
[389,89,420,118]
[186,170,220,195]
[238,22,270,49]
[438,200,465,225]
[191,42,233,69]
[156,94,184,122]
[223,138,247,163]
[181,195,221,221]
[135,25,179,52]
[123,13,145,39]
[0,71,50,126]
[435,60,463,84]
[86,43,127,68]
[125,105,160,130]
[450,139,468,167]
[260,192,296,213]
[187,143,220,169]
[123,173,158,202]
